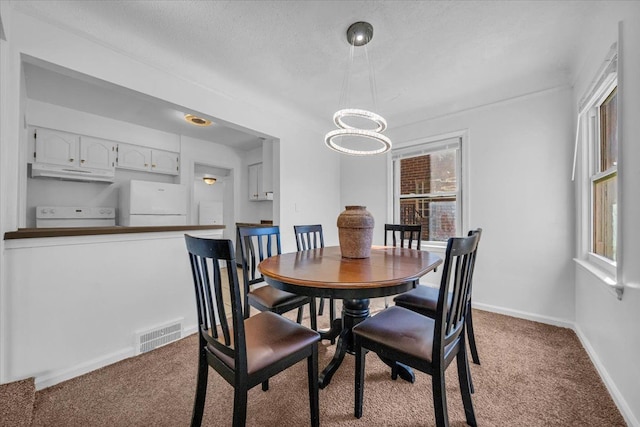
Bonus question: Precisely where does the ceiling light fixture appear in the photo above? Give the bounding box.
[202,176,217,185]
[325,21,391,156]
[185,114,212,127]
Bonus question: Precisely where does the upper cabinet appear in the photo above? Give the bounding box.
[248,162,265,201]
[33,128,78,167]
[151,149,180,175]
[80,136,116,171]
[247,139,275,201]
[30,128,180,182]
[116,143,151,172]
[34,128,115,171]
[116,143,180,175]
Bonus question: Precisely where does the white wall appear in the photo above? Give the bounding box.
[279,126,342,251]
[0,8,341,386]
[180,135,244,241]
[3,230,220,389]
[341,87,576,323]
[571,6,640,426]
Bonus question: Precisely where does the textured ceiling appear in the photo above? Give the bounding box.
[14,0,611,147]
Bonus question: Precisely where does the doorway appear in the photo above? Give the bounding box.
[193,163,234,239]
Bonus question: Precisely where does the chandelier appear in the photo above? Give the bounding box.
[325,21,391,156]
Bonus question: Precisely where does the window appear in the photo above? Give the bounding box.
[577,45,618,279]
[591,87,617,262]
[392,137,462,244]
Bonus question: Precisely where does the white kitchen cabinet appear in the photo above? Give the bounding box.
[34,128,78,167]
[248,162,273,201]
[80,136,116,171]
[151,149,180,175]
[34,128,115,171]
[116,143,152,172]
[117,143,179,175]
[248,162,263,200]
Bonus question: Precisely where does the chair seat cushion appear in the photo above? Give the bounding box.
[208,311,319,374]
[353,306,438,363]
[248,285,308,309]
[393,285,451,317]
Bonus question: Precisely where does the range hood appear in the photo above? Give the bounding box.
[30,162,115,183]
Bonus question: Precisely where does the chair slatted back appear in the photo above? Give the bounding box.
[238,225,281,290]
[466,228,482,303]
[384,224,422,250]
[185,235,247,371]
[434,233,480,357]
[294,224,324,251]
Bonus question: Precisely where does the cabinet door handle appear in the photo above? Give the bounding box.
[152,164,156,168]
[69,158,74,162]
[81,159,85,163]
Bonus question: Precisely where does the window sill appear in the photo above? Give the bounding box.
[420,242,446,251]
[574,258,623,299]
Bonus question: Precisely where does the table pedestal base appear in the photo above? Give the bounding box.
[318,298,414,389]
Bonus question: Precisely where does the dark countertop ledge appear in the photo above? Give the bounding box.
[4,225,225,240]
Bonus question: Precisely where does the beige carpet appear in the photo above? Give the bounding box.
[0,377,35,427]
[27,305,625,426]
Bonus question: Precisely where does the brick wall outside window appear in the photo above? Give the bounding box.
[399,152,457,241]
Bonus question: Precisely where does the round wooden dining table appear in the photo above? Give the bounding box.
[258,245,442,388]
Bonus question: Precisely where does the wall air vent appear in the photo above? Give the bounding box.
[134,318,183,355]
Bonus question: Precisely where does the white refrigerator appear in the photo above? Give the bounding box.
[198,201,223,225]
[119,180,187,226]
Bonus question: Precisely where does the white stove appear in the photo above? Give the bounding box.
[36,206,116,228]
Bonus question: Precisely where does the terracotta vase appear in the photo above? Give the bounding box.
[337,205,374,258]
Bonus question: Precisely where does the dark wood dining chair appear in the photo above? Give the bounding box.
[384,223,422,249]
[185,235,320,427]
[394,228,482,366]
[353,232,480,426]
[238,225,317,331]
[383,223,422,307]
[294,224,336,343]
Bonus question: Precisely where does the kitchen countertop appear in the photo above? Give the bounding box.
[235,221,274,227]
[4,224,225,240]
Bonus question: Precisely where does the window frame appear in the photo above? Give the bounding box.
[575,45,621,294]
[388,131,469,249]
[585,78,618,277]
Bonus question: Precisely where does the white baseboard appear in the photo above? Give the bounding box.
[472,301,574,329]
[574,325,640,427]
[183,324,198,337]
[35,347,134,390]
[474,302,638,427]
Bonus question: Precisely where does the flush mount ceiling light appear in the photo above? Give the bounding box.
[202,176,217,185]
[324,21,391,156]
[184,114,212,127]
